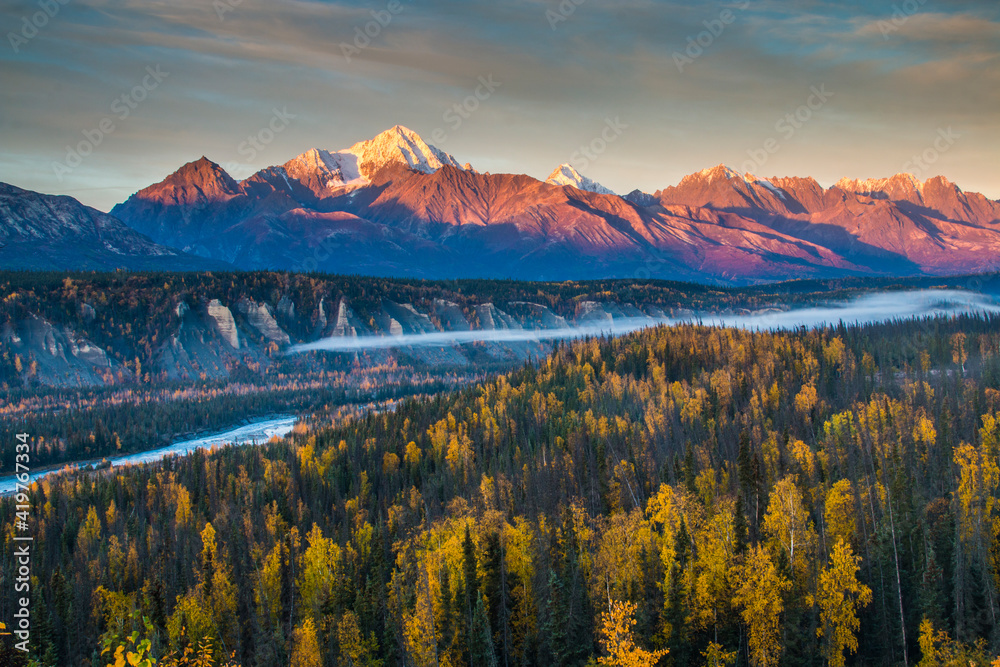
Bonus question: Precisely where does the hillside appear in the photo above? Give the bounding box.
[5,307,1000,666]
[0,183,227,271]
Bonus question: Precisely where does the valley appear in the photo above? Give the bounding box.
[4,270,1000,469]
[0,415,297,495]
[3,2,997,664]
[4,291,1000,666]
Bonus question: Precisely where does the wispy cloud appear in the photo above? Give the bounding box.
[1,0,998,209]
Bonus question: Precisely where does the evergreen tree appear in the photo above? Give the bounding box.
[471,593,498,667]
[482,531,513,667]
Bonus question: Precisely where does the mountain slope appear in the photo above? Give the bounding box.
[656,165,1000,276]
[0,183,227,271]
[108,128,1000,284]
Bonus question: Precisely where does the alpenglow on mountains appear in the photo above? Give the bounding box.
[5,125,1000,283]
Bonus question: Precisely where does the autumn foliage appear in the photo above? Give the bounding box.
[5,309,1000,665]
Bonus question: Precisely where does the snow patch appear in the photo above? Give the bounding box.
[280,126,470,195]
[546,164,616,195]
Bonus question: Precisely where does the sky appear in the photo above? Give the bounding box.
[1,0,998,212]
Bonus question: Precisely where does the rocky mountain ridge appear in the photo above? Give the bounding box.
[6,126,1000,282]
[0,182,226,271]
[107,127,1000,284]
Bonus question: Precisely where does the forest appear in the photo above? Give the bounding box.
[2,306,1000,666]
[3,269,997,469]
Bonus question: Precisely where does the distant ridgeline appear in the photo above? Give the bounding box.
[5,128,1000,282]
[2,297,1000,665]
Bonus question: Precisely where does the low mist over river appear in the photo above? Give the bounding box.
[290,289,1000,354]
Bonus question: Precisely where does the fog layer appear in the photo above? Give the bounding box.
[288,290,1000,355]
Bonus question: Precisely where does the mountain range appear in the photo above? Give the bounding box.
[5,125,1000,283]
[0,183,225,271]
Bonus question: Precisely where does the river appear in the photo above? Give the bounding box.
[0,416,297,495]
[5,289,998,496]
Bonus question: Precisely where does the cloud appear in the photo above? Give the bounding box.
[856,12,1000,43]
[1,0,998,208]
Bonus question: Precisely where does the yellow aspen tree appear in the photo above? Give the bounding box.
[816,540,872,667]
[445,432,474,482]
[337,610,382,667]
[979,415,1000,593]
[404,565,440,667]
[912,414,937,466]
[255,542,285,628]
[405,441,422,467]
[166,592,214,653]
[290,617,322,667]
[917,618,998,667]
[794,384,818,422]
[174,485,192,528]
[954,441,1000,546]
[789,440,817,484]
[824,480,856,547]
[702,641,737,667]
[593,508,656,603]
[763,476,817,581]
[298,524,341,620]
[692,504,736,631]
[917,619,938,666]
[733,545,790,667]
[199,523,238,651]
[78,506,102,559]
[952,333,968,374]
[954,439,1000,618]
[598,599,669,667]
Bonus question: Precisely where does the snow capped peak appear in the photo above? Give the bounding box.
[833,174,932,204]
[282,148,363,192]
[546,163,616,195]
[835,174,925,195]
[295,148,338,172]
[683,164,746,186]
[894,172,923,189]
[276,126,470,195]
[346,125,466,179]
